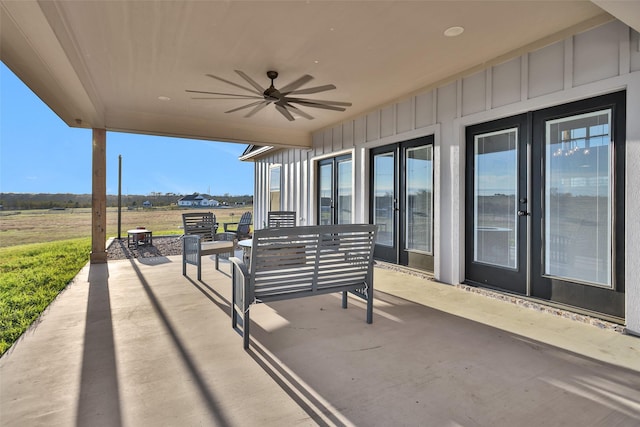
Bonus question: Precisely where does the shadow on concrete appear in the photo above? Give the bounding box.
[136,256,172,266]
[184,275,232,313]
[76,263,122,427]
[128,259,232,427]
[247,342,350,427]
[241,290,640,426]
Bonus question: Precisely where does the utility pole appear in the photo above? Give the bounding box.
[117,155,122,239]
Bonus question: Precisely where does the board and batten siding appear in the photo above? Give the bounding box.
[253,21,640,334]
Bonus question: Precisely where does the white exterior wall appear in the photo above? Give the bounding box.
[253,21,640,334]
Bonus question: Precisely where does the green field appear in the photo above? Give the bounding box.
[0,206,252,248]
[0,206,253,355]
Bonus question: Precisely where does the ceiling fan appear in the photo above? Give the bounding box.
[186,70,351,121]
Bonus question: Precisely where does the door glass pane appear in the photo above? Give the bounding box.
[545,110,612,287]
[319,163,332,225]
[269,166,281,211]
[373,152,394,247]
[474,129,518,269]
[337,159,352,224]
[405,145,432,253]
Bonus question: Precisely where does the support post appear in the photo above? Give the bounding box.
[117,155,122,240]
[90,128,108,264]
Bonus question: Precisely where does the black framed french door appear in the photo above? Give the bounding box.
[318,154,352,225]
[370,136,434,271]
[466,91,625,319]
[465,115,529,294]
[529,91,625,318]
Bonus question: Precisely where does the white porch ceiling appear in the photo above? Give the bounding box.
[0,1,626,149]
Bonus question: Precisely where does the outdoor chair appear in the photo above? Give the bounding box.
[182,212,218,241]
[267,211,296,228]
[182,212,236,279]
[223,211,252,240]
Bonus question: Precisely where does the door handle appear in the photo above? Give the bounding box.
[517,210,529,217]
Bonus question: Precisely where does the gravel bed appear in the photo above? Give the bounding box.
[107,235,182,260]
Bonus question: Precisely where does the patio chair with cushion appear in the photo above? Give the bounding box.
[182,212,218,241]
[182,212,236,279]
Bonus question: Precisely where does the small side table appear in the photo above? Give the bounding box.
[238,238,252,267]
[127,229,153,248]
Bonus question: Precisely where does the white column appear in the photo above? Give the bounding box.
[90,128,107,264]
[625,75,640,335]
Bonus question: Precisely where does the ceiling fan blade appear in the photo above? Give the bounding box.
[278,74,314,93]
[245,101,271,118]
[282,103,314,120]
[275,104,295,121]
[286,97,352,107]
[288,99,347,112]
[205,74,262,95]
[191,97,262,100]
[284,84,336,96]
[225,101,268,114]
[235,70,265,93]
[186,89,262,99]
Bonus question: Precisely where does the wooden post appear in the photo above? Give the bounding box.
[90,128,108,264]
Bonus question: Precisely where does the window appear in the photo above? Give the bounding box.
[473,128,518,269]
[544,110,613,287]
[318,155,352,225]
[269,166,281,211]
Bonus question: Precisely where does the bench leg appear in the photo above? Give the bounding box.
[366,293,373,324]
[231,271,237,329]
[342,291,348,309]
[197,258,202,281]
[243,308,250,350]
[215,254,219,270]
[231,303,237,329]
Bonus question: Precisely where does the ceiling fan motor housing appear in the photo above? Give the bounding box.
[263,87,281,101]
[264,71,281,101]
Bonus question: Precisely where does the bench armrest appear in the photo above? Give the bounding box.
[230,256,250,305]
[230,256,252,348]
[182,234,201,257]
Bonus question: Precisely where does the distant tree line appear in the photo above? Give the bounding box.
[0,192,253,210]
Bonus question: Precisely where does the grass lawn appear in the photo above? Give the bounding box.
[0,238,91,355]
[0,206,253,355]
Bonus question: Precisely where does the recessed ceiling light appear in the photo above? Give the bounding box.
[444,26,464,37]
[158,96,171,101]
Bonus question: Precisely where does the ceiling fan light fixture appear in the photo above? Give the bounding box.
[444,26,464,37]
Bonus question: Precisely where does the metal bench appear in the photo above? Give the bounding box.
[182,212,236,280]
[230,224,377,349]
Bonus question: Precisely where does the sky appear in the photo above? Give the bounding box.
[0,63,254,196]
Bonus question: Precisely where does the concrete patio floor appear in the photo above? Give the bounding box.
[1,255,639,427]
